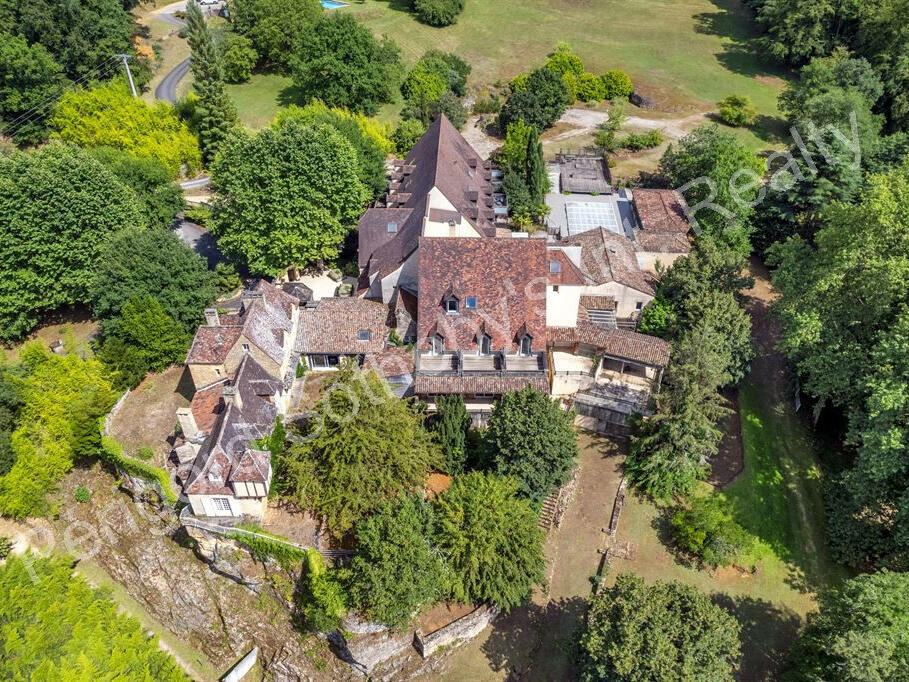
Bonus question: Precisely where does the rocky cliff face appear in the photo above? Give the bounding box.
[56,466,353,682]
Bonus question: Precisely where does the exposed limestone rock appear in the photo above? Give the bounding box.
[185,525,270,593]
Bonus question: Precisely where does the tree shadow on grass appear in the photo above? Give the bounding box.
[693,0,791,82]
[481,596,587,680]
[712,594,800,681]
[650,506,699,570]
[278,82,308,108]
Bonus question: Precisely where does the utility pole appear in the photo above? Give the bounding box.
[117,54,137,98]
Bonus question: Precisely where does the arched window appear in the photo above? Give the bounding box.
[519,334,532,356]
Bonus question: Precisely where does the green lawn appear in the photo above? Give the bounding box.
[225,73,296,129]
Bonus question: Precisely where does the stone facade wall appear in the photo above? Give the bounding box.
[413,605,498,658]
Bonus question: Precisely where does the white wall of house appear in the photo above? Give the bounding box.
[423,187,482,238]
[379,252,419,303]
[188,493,267,519]
[581,282,653,318]
[546,285,583,327]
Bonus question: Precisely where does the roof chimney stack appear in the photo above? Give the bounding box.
[204,308,219,326]
[176,407,202,442]
[222,385,243,411]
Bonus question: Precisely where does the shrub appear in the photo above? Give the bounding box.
[717,94,757,127]
[392,118,426,154]
[412,0,465,27]
[545,44,584,78]
[472,93,501,114]
[214,262,243,294]
[299,549,347,631]
[221,33,258,84]
[0,535,11,559]
[601,69,633,99]
[620,129,664,150]
[670,494,754,567]
[576,72,606,103]
[637,296,676,337]
[135,446,155,461]
[74,485,92,503]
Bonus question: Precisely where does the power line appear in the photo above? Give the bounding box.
[0,57,124,138]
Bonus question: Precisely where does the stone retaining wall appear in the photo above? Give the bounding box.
[413,605,498,659]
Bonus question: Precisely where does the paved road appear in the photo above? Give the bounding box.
[174,219,223,268]
[155,57,190,103]
[180,174,211,190]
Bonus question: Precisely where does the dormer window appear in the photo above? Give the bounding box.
[549,260,561,274]
[387,222,398,234]
[242,343,250,352]
[432,334,444,355]
[519,334,532,356]
[445,297,459,315]
[357,329,371,341]
[465,296,477,310]
[479,333,492,356]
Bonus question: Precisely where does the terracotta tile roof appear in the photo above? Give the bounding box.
[186,280,297,366]
[360,115,497,280]
[190,381,227,435]
[547,322,670,367]
[417,237,548,353]
[229,449,271,483]
[414,373,550,395]
[546,247,587,286]
[184,354,281,495]
[364,346,415,377]
[297,297,389,354]
[632,189,692,254]
[579,295,616,311]
[561,228,654,295]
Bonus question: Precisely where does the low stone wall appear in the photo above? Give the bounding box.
[413,605,498,659]
[102,389,131,436]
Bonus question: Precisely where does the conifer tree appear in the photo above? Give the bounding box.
[432,395,471,474]
[523,127,548,205]
[184,0,239,162]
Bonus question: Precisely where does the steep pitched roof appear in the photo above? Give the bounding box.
[632,189,692,254]
[546,247,588,286]
[561,228,655,295]
[360,115,497,280]
[357,208,414,268]
[184,354,281,496]
[417,237,548,353]
[547,322,670,367]
[296,297,389,354]
[186,280,297,366]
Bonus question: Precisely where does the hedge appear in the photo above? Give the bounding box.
[100,435,178,505]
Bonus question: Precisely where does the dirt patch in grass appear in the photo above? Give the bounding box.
[107,365,194,466]
[417,602,477,635]
[4,307,98,363]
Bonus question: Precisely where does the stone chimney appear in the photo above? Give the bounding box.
[222,385,243,411]
[204,308,219,326]
[176,407,201,441]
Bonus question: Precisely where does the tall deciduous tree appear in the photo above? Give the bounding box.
[579,573,741,681]
[184,0,239,162]
[210,120,366,274]
[279,364,441,534]
[347,495,447,627]
[659,124,763,255]
[487,386,578,502]
[90,228,218,336]
[498,67,569,133]
[433,472,545,610]
[291,14,403,115]
[0,143,143,342]
[788,571,909,682]
[0,33,64,145]
[229,0,321,68]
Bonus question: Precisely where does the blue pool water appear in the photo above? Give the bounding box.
[322,0,347,7]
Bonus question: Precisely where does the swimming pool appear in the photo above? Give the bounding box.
[322,0,347,7]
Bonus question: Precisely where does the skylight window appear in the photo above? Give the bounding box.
[549,260,562,273]
[465,296,477,309]
[357,329,371,341]
[387,222,398,233]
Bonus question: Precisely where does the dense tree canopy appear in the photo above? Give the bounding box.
[51,81,201,177]
[0,143,143,342]
[0,344,116,518]
[788,571,909,681]
[487,386,578,502]
[0,555,188,680]
[412,0,465,27]
[90,228,217,336]
[498,67,569,132]
[291,14,403,115]
[347,495,446,627]
[86,148,184,229]
[229,0,321,68]
[0,33,64,145]
[433,472,545,610]
[579,573,741,681]
[210,120,366,274]
[430,395,471,474]
[274,101,392,200]
[769,160,909,568]
[279,365,441,534]
[659,124,763,255]
[0,365,23,478]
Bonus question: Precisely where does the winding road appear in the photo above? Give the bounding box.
[150,1,189,103]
